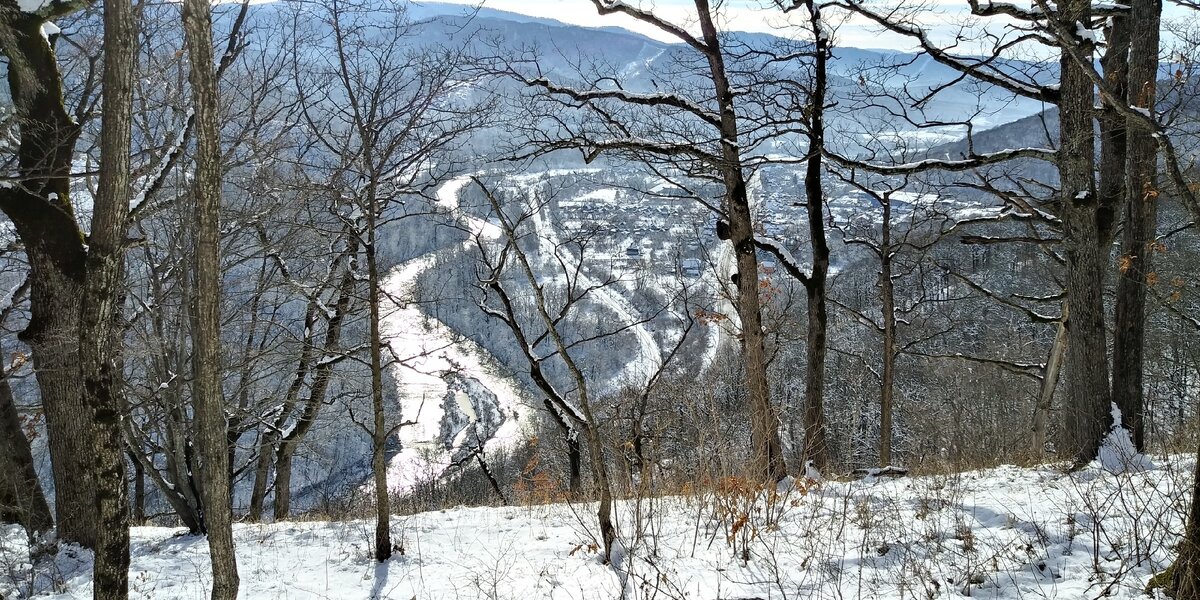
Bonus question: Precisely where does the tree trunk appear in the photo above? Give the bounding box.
[183,0,240,595]
[272,448,294,521]
[1057,0,1110,465]
[79,0,137,594]
[273,250,357,522]
[0,12,96,549]
[366,204,393,562]
[1032,305,1068,456]
[249,438,273,522]
[544,399,583,496]
[1111,0,1161,453]
[801,0,832,472]
[878,198,896,467]
[696,0,787,484]
[1168,437,1200,598]
[130,451,145,525]
[123,429,205,533]
[0,339,54,538]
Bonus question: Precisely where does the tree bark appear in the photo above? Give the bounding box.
[1032,305,1068,456]
[1168,437,1200,598]
[79,0,137,593]
[0,339,54,538]
[800,0,832,472]
[0,10,96,548]
[183,0,240,595]
[878,198,896,467]
[366,196,393,562]
[696,0,788,484]
[130,451,145,525]
[1057,0,1111,465]
[1111,0,1161,452]
[544,399,583,496]
[249,439,272,522]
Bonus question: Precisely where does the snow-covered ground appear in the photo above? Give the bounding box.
[3,459,1191,598]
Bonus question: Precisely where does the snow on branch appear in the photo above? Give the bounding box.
[909,350,1045,379]
[1033,0,1200,223]
[946,269,1061,323]
[753,234,811,287]
[525,77,720,126]
[827,146,1057,175]
[967,0,1129,20]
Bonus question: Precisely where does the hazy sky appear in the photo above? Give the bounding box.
[428,0,1193,53]
[427,0,999,51]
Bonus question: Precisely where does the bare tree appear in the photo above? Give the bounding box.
[473,178,619,560]
[287,0,485,559]
[758,0,834,471]
[183,0,239,595]
[824,0,1193,464]
[79,0,137,594]
[494,0,795,482]
[0,0,101,547]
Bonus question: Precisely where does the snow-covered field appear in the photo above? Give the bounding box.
[3,459,1191,599]
[379,175,531,493]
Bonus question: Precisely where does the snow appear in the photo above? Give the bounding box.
[129,108,195,211]
[379,176,532,494]
[1098,403,1156,474]
[528,184,663,388]
[4,461,1192,598]
[1075,21,1098,44]
[17,0,50,13]
[557,187,618,209]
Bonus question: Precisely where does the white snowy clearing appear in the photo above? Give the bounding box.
[3,458,1191,599]
[379,175,529,493]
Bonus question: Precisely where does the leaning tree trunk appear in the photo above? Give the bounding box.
[265,303,319,521]
[270,248,356,521]
[1111,0,1161,453]
[477,180,617,560]
[182,0,239,596]
[1032,305,1068,457]
[0,338,54,538]
[1057,0,1110,466]
[544,400,583,496]
[79,0,137,594]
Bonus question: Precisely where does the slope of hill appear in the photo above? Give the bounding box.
[3,458,1188,598]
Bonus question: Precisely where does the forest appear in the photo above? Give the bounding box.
[1,0,1200,598]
